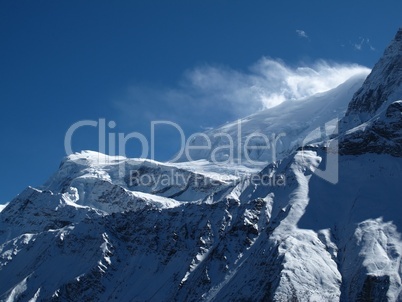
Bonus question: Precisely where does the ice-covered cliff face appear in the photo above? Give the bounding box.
[343,28,402,127]
[1,29,402,301]
[340,28,402,157]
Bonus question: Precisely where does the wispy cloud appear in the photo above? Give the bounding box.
[296,29,308,39]
[115,59,370,129]
[354,37,376,51]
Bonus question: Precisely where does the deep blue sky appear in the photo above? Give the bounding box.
[1,0,401,203]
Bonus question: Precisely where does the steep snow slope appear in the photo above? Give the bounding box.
[178,71,369,166]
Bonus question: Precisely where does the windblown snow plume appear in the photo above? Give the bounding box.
[117,59,370,125]
[184,59,370,110]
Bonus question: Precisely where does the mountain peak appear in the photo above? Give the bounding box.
[342,28,402,129]
[339,28,402,156]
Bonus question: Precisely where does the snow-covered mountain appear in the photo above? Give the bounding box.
[1,28,402,301]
